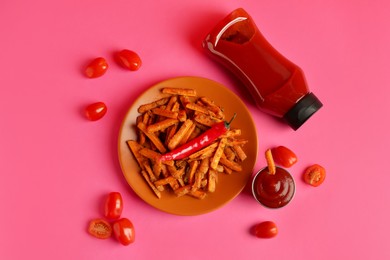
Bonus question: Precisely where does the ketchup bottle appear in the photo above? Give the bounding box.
[203,8,323,130]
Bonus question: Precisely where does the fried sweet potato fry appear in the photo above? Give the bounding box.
[141,170,162,199]
[139,147,161,161]
[233,145,247,161]
[137,122,167,153]
[223,166,233,175]
[167,165,184,179]
[194,113,221,127]
[215,165,224,173]
[224,146,236,161]
[265,149,276,175]
[171,101,180,112]
[221,129,242,138]
[143,161,157,182]
[136,115,146,145]
[227,139,248,146]
[178,121,196,146]
[147,118,179,133]
[177,110,187,122]
[168,178,180,190]
[187,160,199,185]
[162,87,197,96]
[210,137,227,170]
[188,142,218,160]
[192,157,210,192]
[186,102,211,115]
[126,140,148,170]
[189,189,207,199]
[167,119,194,150]
[152,161,162,178]
[208,168,218,193]
[138,97,169,114]
[152,107,178,119]
[166,95,178,111]
[199,96,224,119]
[219,155,243,172]
[174,185,191,197]
[179,95,192,108]
[154,176,176,186]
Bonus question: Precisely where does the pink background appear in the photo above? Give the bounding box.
[1,0,389,259]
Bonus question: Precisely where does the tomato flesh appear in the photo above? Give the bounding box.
[304,164,326,187]
[116,49,142,71]
[88,219,112,239]
[85,102,107,121]
[254,221,278,238]
[85,57,109,78]
[104,192,123,220]
[271,146,298,168]
[113,218,135,246]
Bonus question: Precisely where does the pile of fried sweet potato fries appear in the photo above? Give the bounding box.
[127,87,248,199]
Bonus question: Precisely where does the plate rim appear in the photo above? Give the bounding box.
[117,76,258,215]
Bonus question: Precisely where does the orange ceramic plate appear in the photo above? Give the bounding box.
[118,76,258,215]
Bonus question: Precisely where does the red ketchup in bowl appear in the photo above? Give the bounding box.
[252,166,295,209]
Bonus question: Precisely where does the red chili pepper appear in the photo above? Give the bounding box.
[160,113,236,161]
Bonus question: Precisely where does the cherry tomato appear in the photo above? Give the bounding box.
[85,57,109,78]
[112,218,135,246]
[116,49,142,71]
[254,221,278,239]
[104,192,123,220]
[85,102,107,121]
[88,219,112,239]
[271,146,298,168]
[304,164,326,187]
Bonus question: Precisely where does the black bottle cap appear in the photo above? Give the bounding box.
[283,92,323,130]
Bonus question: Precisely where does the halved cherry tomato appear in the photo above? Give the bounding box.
[254,221,278,239]
[116,49,142,71]
[88,219,112,239]
[85,102,107,121]
[304,164,326,187]
[112,218,135,246]
[104,192,123,220]
[271,146,298,168]
[85,57,109,78]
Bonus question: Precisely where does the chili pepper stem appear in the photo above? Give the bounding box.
[227,113,237,127]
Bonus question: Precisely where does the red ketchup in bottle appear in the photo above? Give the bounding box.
[203,8,323,130]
